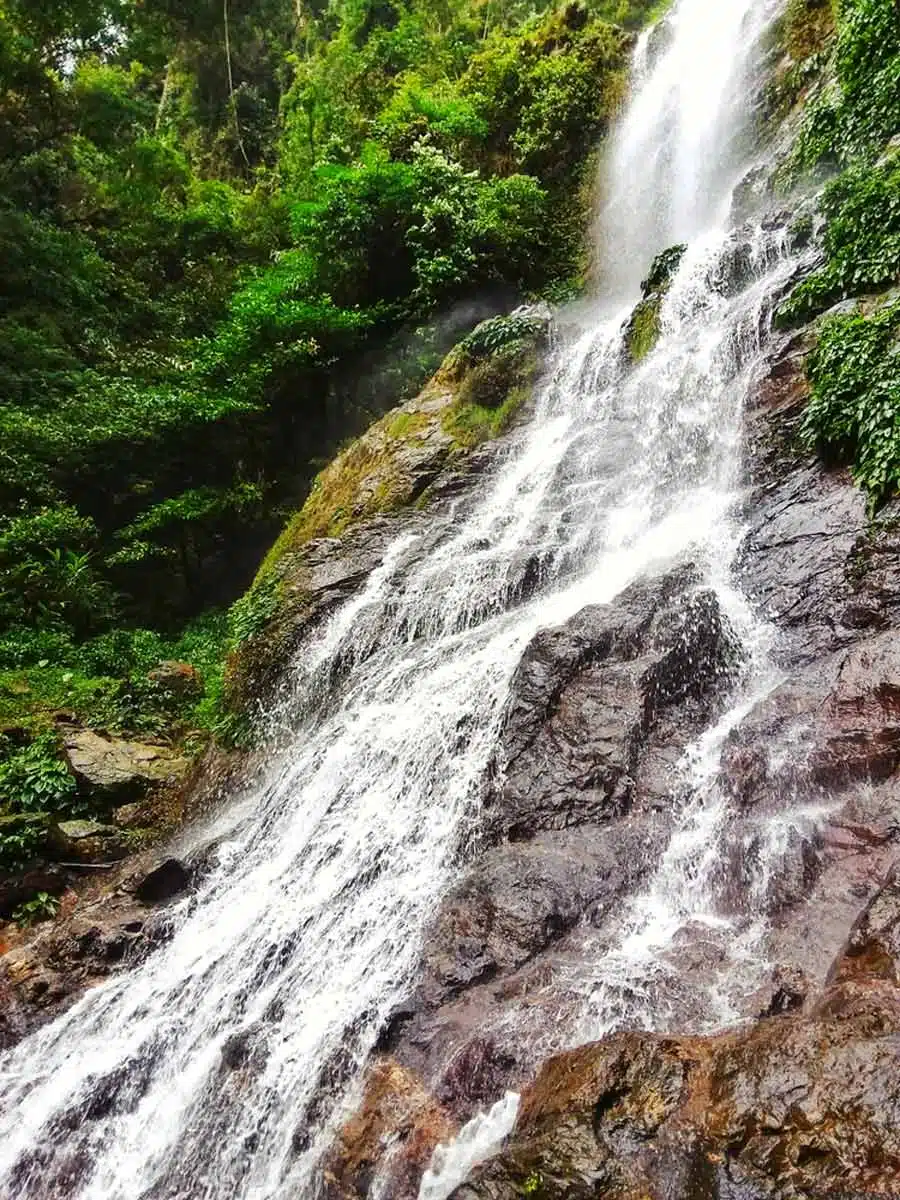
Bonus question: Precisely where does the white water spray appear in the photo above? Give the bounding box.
[0,2,804,1198]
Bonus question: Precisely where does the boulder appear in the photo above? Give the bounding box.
[49,819,130,864]
[63,729,189,806]
[147,660,204,701]
[624,244,686,362]
[135,857,191,905]
[455,976,900,1199]
[419,822,662,1010]
[491,564,739,841]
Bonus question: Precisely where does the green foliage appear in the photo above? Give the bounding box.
[229,577,283,646]
[626,295,661,361]
[0,508,117,637]
[779,157,900,326]
[12,891,60,927]
[0,734,77,815]
[0,0,660,778]
[457,310,547,357]
[801,301,900,507]
[0,814,49,872]
[792,0,900,170]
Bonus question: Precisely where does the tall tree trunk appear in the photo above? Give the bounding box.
[223,0,250,168]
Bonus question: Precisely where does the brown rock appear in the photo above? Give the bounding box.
[830,864,900,986]
[63,729,189,806]
[48,819,130,864]
[147,660,204,701]
[455,980,900,1200]
[322,1058,457,1200]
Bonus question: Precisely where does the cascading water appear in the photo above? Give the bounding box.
[0,2,804,1198]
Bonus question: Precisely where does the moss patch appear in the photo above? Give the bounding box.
[625,244,686,363]
[626,296,663,362]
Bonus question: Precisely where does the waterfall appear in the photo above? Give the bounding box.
[0,2,799,1198]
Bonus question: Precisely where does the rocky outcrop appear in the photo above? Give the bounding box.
[48,819,130,864]
[491,564,739,840]
[453,865,900,1199]
[323,1059,457,1200]
[63,728,190,808]
[224,309,550,713]
[624,244,686,361]
[376,566,740,1123]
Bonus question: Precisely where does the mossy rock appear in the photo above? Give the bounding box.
[223,310,550,714]
[625,244,686,362]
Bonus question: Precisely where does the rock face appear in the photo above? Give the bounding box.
[323,1059,457,1200]
[225,309,550,712]
[491,564,739,840]
[49,819,130,864]
[378,566,740,1126]
[453,869,900,1200]
[63,729,190,807]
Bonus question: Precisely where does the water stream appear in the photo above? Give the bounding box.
[0,2,800,1197]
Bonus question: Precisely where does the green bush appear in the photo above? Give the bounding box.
[12,891,60,926]
[778,157,900,325]
[801,301,900,507]
[793,0,900,169]
[0,733,76,815]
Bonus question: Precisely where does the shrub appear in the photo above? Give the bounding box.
[12,891,60,925]
[801,300,900,507]
[778,157,900,325]
[0,732,76,814]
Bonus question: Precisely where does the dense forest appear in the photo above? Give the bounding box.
[1,0,899,886]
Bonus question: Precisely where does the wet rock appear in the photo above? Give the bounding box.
[48,819,130,864]
[722,628,900,821]
[134,858,191,905]
[435,1038,517,1119]
[322,1058,456,1200]
[492,564,739,840]
[737,464,867,665]
[147,660,204,701]
[456,974,900,1200]
[63,729,189,807]
[830,864,900,986]
[756,964,809,1017]
[420,823,659,1008]
[624,244,687,362]
[0,892,172,1033]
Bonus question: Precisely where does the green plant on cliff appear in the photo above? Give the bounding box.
[11,892,61,927]
[801,300,900,508]
[776,0,900,506]
[778,155,900,326]
[625,243,686,362]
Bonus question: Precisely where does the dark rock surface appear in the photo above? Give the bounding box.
[453,870,900,1199]
[135,858,191,905]
[491,564,739,840]
[377,566,740,1114]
